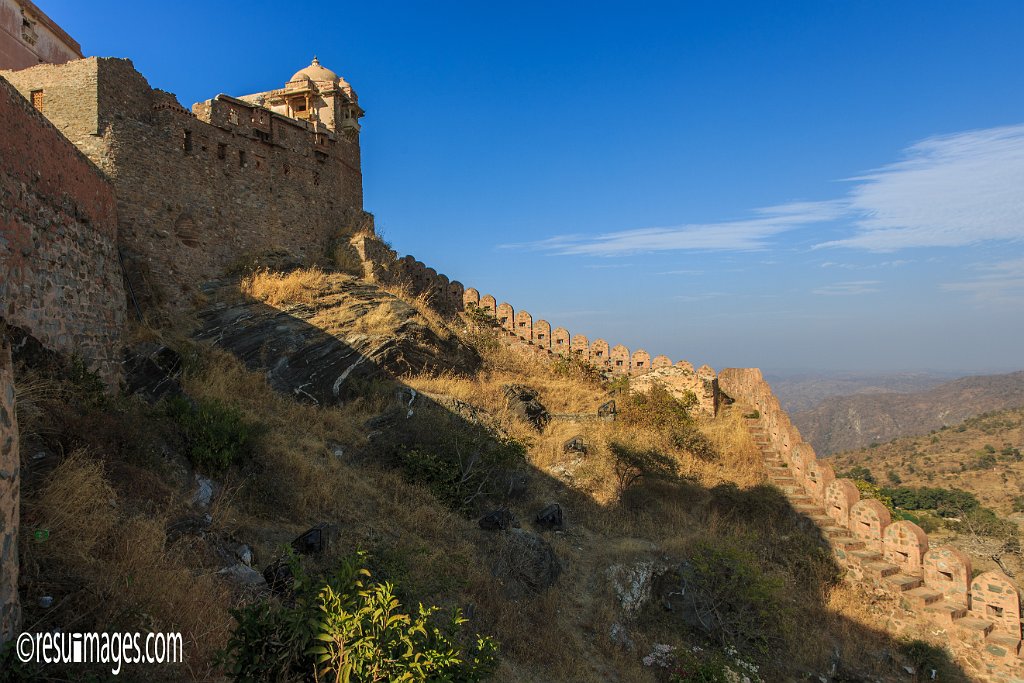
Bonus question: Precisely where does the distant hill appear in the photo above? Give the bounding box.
[792,370,1024,455]
[830,406,1024,514]
[767,371,956,413]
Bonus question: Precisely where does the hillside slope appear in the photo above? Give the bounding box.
[830,406,1024,515]
[793,370,1024,454]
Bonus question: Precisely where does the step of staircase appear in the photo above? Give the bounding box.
[850,549,882,564]
[984,632,1022,659]
[822,525,852,540]
[863,561,901,580]
[884,573,923,592]
[954,617,996,640]
[830,535,865,551]
[903,586,943,608]
[924,600,969,624]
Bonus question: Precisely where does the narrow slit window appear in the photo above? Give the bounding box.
[239,150,246,167]
[182,130,193,153]
[217,143,226,160]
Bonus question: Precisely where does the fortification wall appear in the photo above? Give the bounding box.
[2,57,365,310]
[0,74,124,381]
[719,367,1024,682]
[0,337,18,644]
[352,233,719,413]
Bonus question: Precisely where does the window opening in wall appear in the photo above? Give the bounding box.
[895,550,909,563]
[537,333,545,340]
[217,143,226,160]
[636,361,644,367]
[239,150,246,167]
[595,351,603,358]
[519,322,526,327]
[182,130,193,153]
[30,89,44,112]
[939,570,954,582]
[987,604,1005,618]
[615,360,623,366]
[555,339,563,345]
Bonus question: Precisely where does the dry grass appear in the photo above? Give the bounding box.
[20,450,231,681]
[240,267,330,306]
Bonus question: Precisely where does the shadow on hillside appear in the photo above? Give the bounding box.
[6,284,967,681]
[181,287,976,681]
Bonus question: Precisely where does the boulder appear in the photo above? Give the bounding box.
[607,560,668,617]
[122,342,183,402]
[196,277,480,405]
[502,384,549,431]
[218,563,266,587]
[534,503,564,531]
[291,523,331,555]
[479,509,518,531]
[489,528,561,595]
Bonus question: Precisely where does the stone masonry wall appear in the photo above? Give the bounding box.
[719,367,1024,682]
[2,57,365,310]
[352,233,719,414]
[0,74,124,381]
[0,336,18,645]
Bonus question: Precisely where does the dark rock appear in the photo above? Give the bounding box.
[502,384,549,431]
[534,503,564,531]
[479,508,518,531]
[563,435,587,454]
[490,528,561,595]
[263,559,294,595]
[291,523,331,555]
[598,400,616,420]
[123,342,183,402]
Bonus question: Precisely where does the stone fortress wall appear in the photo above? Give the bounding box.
[719,368,1024,682]
[2,56,365,311]
[0,74,125,380]
[0,70,126,646]
[350,234,720,413]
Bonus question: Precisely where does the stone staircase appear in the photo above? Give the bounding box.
[742,415,1024,670]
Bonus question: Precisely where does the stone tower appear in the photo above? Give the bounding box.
[239,56,363,135]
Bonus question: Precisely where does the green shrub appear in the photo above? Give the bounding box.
[221,552,498,682]
[839,465,876,484]
[167,396,257,475]
[881,486,979,518]
[676,539,789,656]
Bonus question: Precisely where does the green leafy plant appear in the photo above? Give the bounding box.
[221,552,498,682]
[166,396,257,474]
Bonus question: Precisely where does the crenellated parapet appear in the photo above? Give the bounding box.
[719,367,1024,681]
[350,235,719,412]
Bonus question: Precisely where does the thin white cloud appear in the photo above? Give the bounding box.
[506,123,1024,257]
[502,200,846,256]
[819,259,913,270]
[820,124,1024,250]
[812,280,882,296]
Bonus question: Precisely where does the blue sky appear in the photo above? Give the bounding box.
[45,1,1024,373]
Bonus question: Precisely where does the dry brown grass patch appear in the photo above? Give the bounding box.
[240,267,330,306]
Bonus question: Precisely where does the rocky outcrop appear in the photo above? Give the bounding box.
[197,276,480,404]
[629,364,719,416]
